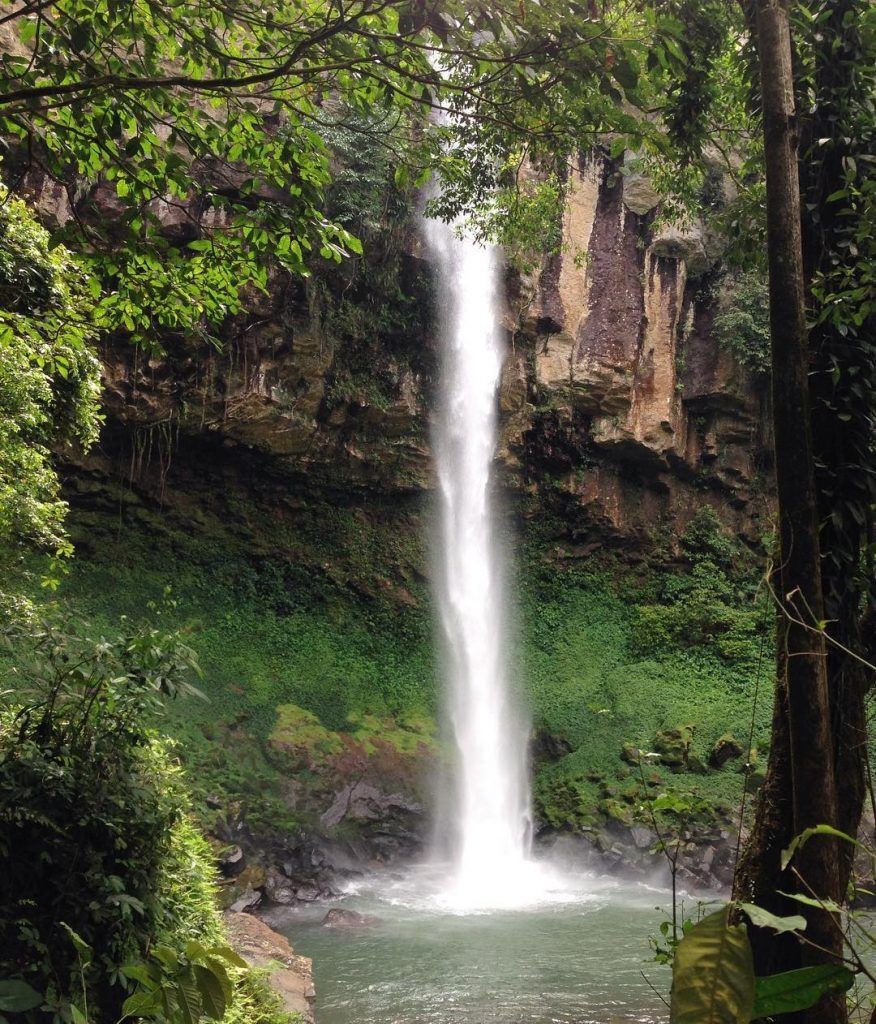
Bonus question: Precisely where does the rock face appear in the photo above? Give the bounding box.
[508,155,769,550]
[42,148,769,569]
[224,910,316,1023]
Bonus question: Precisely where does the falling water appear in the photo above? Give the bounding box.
[424,214,539,911]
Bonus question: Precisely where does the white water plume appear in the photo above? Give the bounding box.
[424,213,546,911]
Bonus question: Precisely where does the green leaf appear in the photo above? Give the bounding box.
[612,58,639,92]
[752,965,855,1018]
[0,982,43,1013]
[738,903,807,934]
[61,923,93,965]
[176,975,201,1024]
[776,891,843,914]
[670,906,755,1024]
[206,946,248,970]
[781,825,862,870]
[194,965,227,1020]
[70,1004,87,1024]
[122,988,162,1018]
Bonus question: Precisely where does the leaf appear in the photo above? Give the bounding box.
[61,922,93,965]
[122,989,161,1019]
[738,903,807,934]
[70,1004,87,1024]
[670,906,755,1024]
[0,982,42,1013]
[612,58,639,92]
[207,946,248,970]
[776,890,843,913]
[176,975,201,1024]
[752,965,854,1018]
[781,824,862,870]
[194,965,227,1021]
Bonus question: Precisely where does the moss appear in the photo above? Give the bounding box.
[5,484,771,840]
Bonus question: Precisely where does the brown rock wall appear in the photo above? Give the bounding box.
[36,148,769,559]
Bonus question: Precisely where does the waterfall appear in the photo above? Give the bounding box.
[424,214,535,911]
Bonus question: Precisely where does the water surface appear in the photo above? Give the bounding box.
[268,866,673,1024]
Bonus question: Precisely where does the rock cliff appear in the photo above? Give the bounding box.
[35,149,770,574]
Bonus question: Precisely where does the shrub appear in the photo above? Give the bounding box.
[712,270,771,375]
[0,189,102,554]
[0,610,202,1021]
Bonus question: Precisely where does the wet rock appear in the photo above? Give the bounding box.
[530,726,574,765]
[264,869,297,906]
[321,781,422,829]
[225,911,316,1023]
[630,827,656,850]
[219,844,245,877]
[322,908,378,931]
[229,888,262,913]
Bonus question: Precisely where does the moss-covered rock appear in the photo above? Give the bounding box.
[652,725,695,768]
[709,732,744,768]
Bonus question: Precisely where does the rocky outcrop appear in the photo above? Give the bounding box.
[539,823,738,894]
[508,154,769,551]
[224,911,316,1022]
[36,146,769,576]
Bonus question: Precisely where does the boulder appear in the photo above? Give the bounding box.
[224,911,316,1023]
[229,888,262,913]
[652,726,694,769]
[319,782,422,831]
[218,844,245,877]
[710,733,744,768]
[322,908,378,931]
[264,868,296,906]
[620,742,642,765]
[630,826,656,851]
[530,726,574,765]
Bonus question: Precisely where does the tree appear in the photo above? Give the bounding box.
[0,189,101,557]
[732,4,844,1020]
[644,3,873,1018]
[0,0,667,344]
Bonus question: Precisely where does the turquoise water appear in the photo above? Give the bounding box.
[268,865,677,1024]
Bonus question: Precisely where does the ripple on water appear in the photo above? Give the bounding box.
[265,861,672,1024]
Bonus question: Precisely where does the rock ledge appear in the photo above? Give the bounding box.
[224,911,316,1022]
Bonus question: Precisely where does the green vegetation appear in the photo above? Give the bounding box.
[0,608,298,1024]
[712,271,771,375]
[523,510,771,832]
[0,191,102,554]
[7,500,770,845]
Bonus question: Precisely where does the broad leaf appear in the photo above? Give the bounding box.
[670,906,755,1024]
[781,825,862,870]
[738,903,807,934]
[0,982,43,1013]
[777,890,843,914]
[207,946,248,971]
[176,975,201,1024]
[752,965,854,1018]
[194,965,228,1021]
[122,989,162,1018]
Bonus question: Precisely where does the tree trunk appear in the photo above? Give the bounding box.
[735,2,845,1021]
[800,0,875,889]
